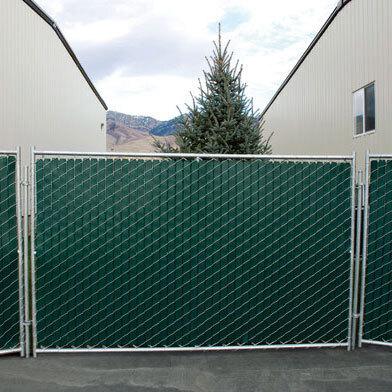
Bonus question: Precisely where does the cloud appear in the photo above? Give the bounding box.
[73,18,208,80]
[35,0,338,120]
[96,72,197,119]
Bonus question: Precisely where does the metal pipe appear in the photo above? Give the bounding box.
[35,343,349,354]
[368,154,392,158]
[23,166,30,358]
[360,340,392,348]
[0,349,24,356]
[0,150,18,155]
[358,150,370,348]
[33,150,354,160]
[30,146,38,358]
[347,152,356,351]
[15,147,25,357]
[351,170,363,349]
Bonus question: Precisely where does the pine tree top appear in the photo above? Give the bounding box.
[154,25,272,155]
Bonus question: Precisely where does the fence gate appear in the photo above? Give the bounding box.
[0,149,24,356]
[30,150,356,355]
[359,153,392,347]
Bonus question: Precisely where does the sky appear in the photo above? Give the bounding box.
[35,0,338,121]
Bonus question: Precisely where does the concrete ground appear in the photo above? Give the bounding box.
[0,346,392,391]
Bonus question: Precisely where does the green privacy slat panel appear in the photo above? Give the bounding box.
[35,158,352,348]
[364,160,392,342]
[0,156,20,351]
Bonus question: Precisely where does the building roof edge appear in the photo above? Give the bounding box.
[261,0,352,117]
[22,0,108,110]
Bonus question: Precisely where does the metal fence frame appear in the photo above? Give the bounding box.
[30,148,356,357]
[0,147,25,357]
[359,151,392,348]
[350,170,363,349]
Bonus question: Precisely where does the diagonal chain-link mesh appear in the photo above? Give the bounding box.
[34,157,353,349]
[363,159,392,343]
[0,155,21,352]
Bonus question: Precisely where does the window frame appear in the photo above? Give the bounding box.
[353,82,376,138]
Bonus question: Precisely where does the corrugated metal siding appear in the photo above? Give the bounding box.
[0,0,106,165]
[262,0,392,170]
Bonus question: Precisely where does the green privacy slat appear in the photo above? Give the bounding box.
[364,160,392,342]
[35,158,353,349]
[0,156,20,351]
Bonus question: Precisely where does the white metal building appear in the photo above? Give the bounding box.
[0,0,107,165]
[261,0,392,169]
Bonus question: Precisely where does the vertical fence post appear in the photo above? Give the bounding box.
[23,166,30,358]
[15,147,25,357]
[347,152,356,351]
[358,150,370,347]
[30,146,37,358]
[351,170,363,349]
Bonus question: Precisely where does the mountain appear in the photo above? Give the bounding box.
[107,111,159,145]
[106,110,178,152]
[150,117,179,137]
[107,111,161,133]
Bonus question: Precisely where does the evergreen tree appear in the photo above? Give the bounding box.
[154,25,272,154]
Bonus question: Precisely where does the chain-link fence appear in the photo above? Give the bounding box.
[30,151,355,355]
[0,149,24,356]
[4,147,392,356]
[359,153,392,347]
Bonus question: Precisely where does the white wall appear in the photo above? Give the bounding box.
[262,0,392,170]
[0,0,106,165]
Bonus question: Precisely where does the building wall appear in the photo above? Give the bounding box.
[262,0,392,170]
[0,0,106,165]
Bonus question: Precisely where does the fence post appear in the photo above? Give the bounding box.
[30,146,37,358]
[347,152,356,351]
[22,166,31,358]
[15,147,25,357]
[358,150,370,347]
[351,171,363,349]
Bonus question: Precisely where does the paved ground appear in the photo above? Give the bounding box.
[0,345,392,391]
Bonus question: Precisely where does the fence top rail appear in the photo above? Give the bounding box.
[33,150,355,161]
[368,153,392,159]
[0,150,18,156]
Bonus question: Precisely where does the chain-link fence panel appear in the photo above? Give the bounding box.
[360,156,392,347]
[32,154,354,353]
[0,151,23,355]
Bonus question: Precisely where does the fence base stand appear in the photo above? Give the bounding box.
[35,343,349,354]
[360,340,392,348]
[0,349,22,356]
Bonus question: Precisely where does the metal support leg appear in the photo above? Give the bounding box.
[15,147,25,357]
[358,151,370,347]
[347,153,356,351]
[30,147,37,358]
[23,166,30,358]
[351,171,363,349]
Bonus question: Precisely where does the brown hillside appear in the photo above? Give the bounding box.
[107,135,177,153]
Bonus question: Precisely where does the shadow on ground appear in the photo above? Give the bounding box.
[0,345,391,392]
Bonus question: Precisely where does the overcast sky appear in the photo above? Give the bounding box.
[35,0,338,120]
